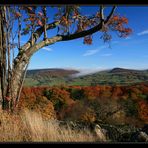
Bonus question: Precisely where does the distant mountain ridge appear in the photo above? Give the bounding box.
[27,68,79,77]
[109,67,147,73]
[24,67,148,86]
[27,68,79,74]
[27,67,148,75]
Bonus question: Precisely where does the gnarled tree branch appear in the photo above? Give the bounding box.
[25,6,116,57]
[20,20,61,52]
[21,6,116,52]
[26,36,63,57]
[61,6,116,41]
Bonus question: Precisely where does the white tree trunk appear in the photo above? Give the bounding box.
[3,54,29,111]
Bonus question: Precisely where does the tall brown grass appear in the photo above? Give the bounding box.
[0,109,97,142]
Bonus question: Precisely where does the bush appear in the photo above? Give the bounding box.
[120,99,138,117]
[69,88,84,100]
[44,87,71,112]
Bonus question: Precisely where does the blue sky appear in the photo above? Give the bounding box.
[19,6,148,70]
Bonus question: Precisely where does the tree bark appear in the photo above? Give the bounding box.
[0,6,7,110]
[3,53,29,111]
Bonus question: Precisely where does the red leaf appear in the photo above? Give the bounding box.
[37,20,43,26]
[15,12,21,18]
[38,12,43,16]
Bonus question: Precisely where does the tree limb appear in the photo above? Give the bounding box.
[25,6,116,57]
[61,6,116,41]
[18,6,116,62]
[20,20,60,51]
[100,5,104,22]
[26,36,63,57]
[20,6,116,53]
[21,6,116,52]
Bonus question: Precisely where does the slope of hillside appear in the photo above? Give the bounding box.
[69,68,148,86]
[24,68,79,86]
[24,68,148,86]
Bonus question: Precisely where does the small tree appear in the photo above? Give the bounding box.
[0,5,132,111]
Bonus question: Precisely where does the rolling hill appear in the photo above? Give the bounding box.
[24,68,148,86]
[24,68,79,86]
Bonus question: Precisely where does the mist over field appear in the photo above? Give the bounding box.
[69,68,107,77]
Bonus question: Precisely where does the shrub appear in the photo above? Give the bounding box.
[120,99,138,117]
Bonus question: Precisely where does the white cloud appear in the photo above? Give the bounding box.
[83,45,108,57]
[125,37,131,40]
[101,53,112,57]
[83,49,100,56]
[137,30,148,36]
[43,47,53,52]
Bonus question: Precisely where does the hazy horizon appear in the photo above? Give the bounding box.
[27,66,147,77]
[27,66,148,71]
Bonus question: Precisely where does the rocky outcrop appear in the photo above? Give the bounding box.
[49,120,148,142]
[131,124,148,142]
[117,124,148,142]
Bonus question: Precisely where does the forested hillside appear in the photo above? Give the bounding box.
[19,83,148,127]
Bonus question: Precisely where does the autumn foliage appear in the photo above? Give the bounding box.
[13,6,132,44]
[138,100,148,123]
[18,87,56,120]
[17,83,148,126]
[108,15,132,37]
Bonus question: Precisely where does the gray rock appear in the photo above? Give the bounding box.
[94,124,107,142]
[138,131,148,142]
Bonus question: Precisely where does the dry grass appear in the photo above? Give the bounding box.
[0,109,97,142]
